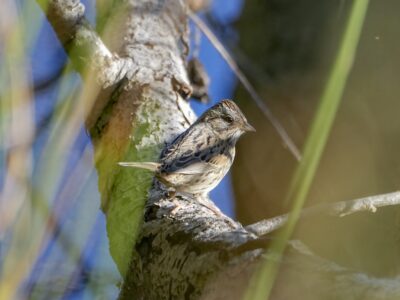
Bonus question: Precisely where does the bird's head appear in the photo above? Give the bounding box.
[197,99,255,139]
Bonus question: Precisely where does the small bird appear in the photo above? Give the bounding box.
[119,99,255,196]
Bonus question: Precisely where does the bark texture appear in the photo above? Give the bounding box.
[119,192,262,299]
[89,0,195,277]
[38,0,400,299]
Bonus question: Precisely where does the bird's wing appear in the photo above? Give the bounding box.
[161,123,210,163]
[207,153,231,167]
[163,152,229,175]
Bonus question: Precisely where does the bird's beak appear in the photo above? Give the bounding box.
[242,122,256,132]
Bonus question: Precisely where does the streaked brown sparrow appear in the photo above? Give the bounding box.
[119,99,255,196]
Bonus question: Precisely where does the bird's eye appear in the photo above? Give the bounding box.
[223,115,234,123]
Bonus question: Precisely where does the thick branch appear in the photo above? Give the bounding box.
[246,191,400,236]
[36,0,132,87]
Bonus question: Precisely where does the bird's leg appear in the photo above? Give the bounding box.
[165,188,176,199]
[195,194,223,216]
[162,187,184,215]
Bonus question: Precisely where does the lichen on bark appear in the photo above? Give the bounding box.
[88,0,193,277]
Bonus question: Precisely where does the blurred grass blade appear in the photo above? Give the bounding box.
[0,1,36,298]
[243,0,370,299]
[190,12,302,161]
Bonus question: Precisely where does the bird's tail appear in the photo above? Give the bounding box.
[118,161,160,172]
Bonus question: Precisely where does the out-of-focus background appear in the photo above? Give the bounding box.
[233,0,400,279]
[1,0,400,298]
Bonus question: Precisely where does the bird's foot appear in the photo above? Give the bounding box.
[164,188,176,199]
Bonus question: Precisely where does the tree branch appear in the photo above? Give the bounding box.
[36,0,132,87]
[38,0,195,280]
[245,191,400,236]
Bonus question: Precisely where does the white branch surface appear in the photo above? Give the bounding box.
[246,191,400,236]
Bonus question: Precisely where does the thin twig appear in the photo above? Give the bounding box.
[189,11,302,161]
[246,191,400,236]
